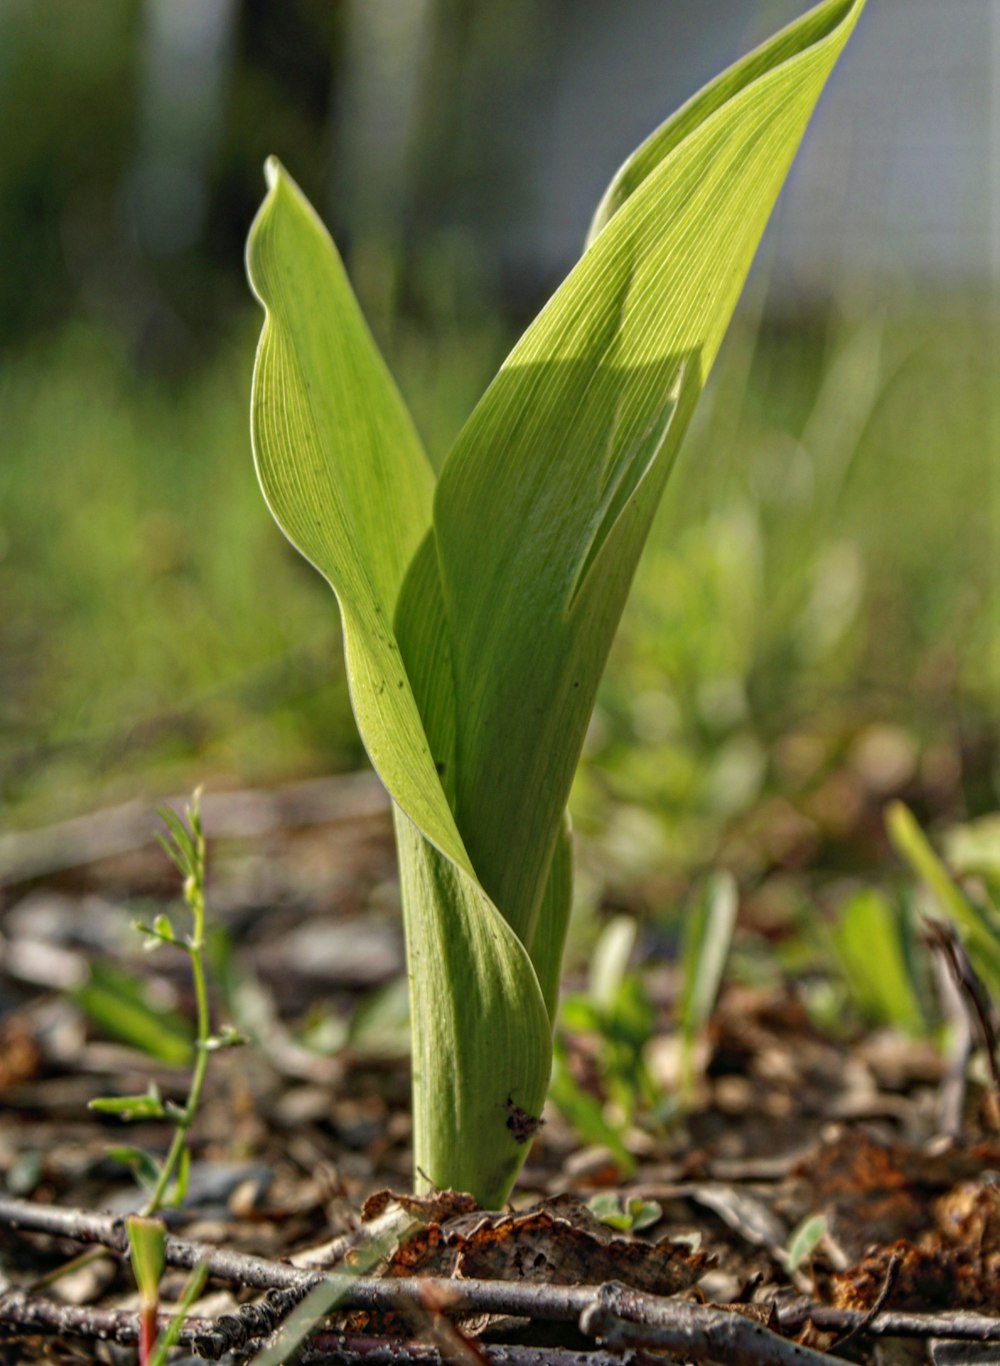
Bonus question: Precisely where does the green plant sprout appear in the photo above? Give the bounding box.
[90,789,243,1213]
[39,797,230,1306]
[678,872,738,1101]
[781,1213,829,1278]
[127,1214,210,1366]
[551,915,664,1175]
[248,1235,390,1366]
[126,1215,165,1366]
[247,0,865,1204]
[887,801,1000,1008]
[146,1262,210,1366]
[829,886,927,1036]
[588,1191,663,1235]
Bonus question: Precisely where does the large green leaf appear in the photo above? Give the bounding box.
[247,163,552,1205]
[248,0,865,1205]
[407,0,865,963]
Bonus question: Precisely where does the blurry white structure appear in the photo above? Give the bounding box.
[510,0,999,296]
[336,0,435,238]
[132,0,237,255]
[772,0,997,295]
[130,0,998,297]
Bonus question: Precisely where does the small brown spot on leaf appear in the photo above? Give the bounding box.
[506,1094,543,1144]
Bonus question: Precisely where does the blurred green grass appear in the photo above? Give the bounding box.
[0,312,506,822]
[2,298,997,868]
[578,296,999,881]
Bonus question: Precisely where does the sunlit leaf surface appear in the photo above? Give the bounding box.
[248,0,865,1203]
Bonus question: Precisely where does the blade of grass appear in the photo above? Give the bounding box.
[832,887,925,1035]
[887,801,1000,1002]
[678,871,738,1099]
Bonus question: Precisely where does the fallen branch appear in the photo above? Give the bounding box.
[0,1196,310,1294]
[0,1286,846,1366]
[292,1335,659,1366]
[777,1300,1000,1343]
[0,1292,641,1365]
[3,1195,1000,1363]
[580,1283,847,1365]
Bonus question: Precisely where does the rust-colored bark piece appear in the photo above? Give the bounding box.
[364,1190,708,1295]
[832,1238,1000,1313]
[784,1131,1000,1260]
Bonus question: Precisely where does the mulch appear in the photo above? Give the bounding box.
[0,775,997,1364]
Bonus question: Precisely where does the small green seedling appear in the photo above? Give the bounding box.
[830,886,927,1036]
[247,0,865,1204]
[127,1213,210,1366]
[146,1262,210,1366]
[588,1191,663,1234]
[678,872,738,1100]
[127,1214,165,1366]
[782,1212,829,1277]
[556,881,738,1154]
[90,790,244,1213]
[887,801,1000,1006]
[553,915,666,1171]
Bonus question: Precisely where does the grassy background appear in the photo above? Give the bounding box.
[1,0,996,910]
[4,294,996,864]
[2,3,998,1150]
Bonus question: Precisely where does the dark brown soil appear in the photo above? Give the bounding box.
[0,775,997,1364]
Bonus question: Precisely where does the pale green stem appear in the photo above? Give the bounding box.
[144,836,210,1216]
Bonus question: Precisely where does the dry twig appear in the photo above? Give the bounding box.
[3,1196,1000,1363]
[0,1293,643,1365]
[579,1283,848,1365]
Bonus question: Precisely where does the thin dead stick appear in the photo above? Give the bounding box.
[0,1287,856,1366]
[4,1197,1000,1351]
[925,919,1000,1128]
[775,1301,1000,1342]
[6,1288,1000,1366]
[0,1294,637,1365]
[293,1337,660,1366]
[0,1292,146,1346]
[0,1196,311,1294]
[931,935,974,1138]
[580,1283,849,1366]
[0,1194,587,1319]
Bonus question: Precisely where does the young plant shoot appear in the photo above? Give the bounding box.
[247,0,865,1205]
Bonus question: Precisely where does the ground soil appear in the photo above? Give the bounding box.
[0,775,997,1364]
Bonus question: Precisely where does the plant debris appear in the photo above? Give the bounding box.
[1,774,999,1362]
[363,1191,709,1294]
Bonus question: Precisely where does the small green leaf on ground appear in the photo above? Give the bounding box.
[588,1191,663,1232]
[784,1212,828,1272]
